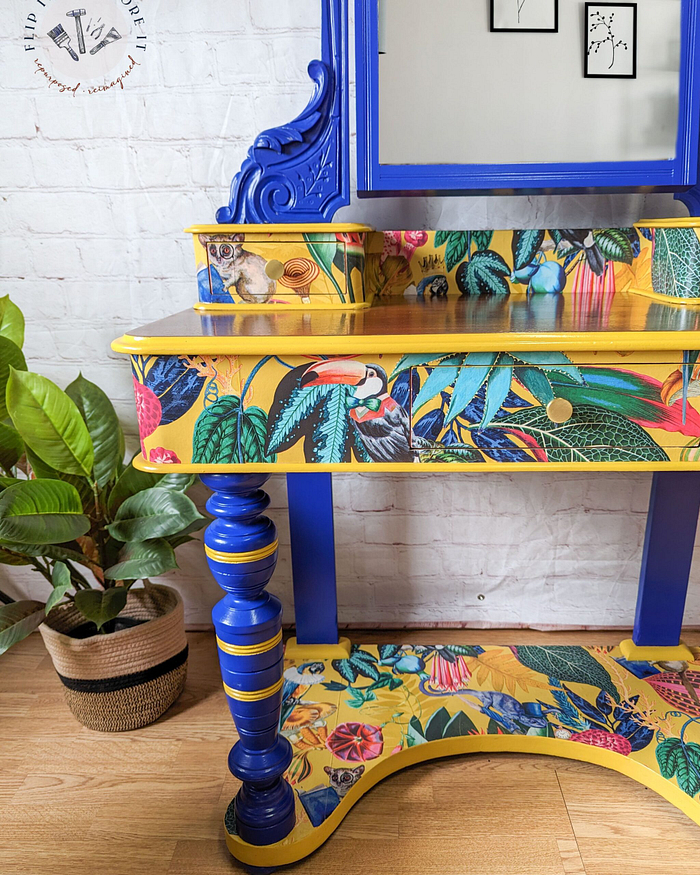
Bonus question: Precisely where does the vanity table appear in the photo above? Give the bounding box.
[114,0,700,868]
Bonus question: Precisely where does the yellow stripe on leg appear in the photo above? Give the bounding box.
[223,677,284,702]
[205,539,278,564]
[217,629,283,656]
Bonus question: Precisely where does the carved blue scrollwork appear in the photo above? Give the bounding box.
[217,0,349,225]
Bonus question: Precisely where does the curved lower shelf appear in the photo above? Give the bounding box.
[225,642,700,868]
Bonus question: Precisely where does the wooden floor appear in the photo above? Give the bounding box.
[3,631,700,875]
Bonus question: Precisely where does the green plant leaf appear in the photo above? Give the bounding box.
[514,645,620,702]
[45,562,73,614]
[0,600,45,654]
[481,355,514,427]
[0,338,27,420]
[302,235,345,302]
[3,541,93,567]
[494,404,669,464]
[443,710,478,737]
[108,465,162,514]
[310,385,351,463]
[0,296,25,349]
[412,355,464,413]
[24,446,93,506]
[107,487,203,542]
[159,473,196,492]
[0,545,31,565]
[165,517,207,549]
[66,374,121,488]
[0,422,24,475]
[444,232,470,273]
[471,230,494,253]
[512,230,545,270]
[594,229,633,265]
[7,369,93,478]
[652,228,700,299]
[104,539,177,580]
[460,250,510,295]
[0,480,89,545]
[74,587,127,632]
[192,396,274,464]
[388,354,453,381]
[445,353,498,425]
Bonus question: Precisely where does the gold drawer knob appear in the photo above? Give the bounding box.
[265,259,285,280]
[546,398,573,424]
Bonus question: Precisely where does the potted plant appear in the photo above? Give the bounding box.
[0,296,205,731]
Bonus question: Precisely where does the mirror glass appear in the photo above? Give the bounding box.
[377,0,681,166]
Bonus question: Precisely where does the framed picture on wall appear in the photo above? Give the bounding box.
[585,3,637,78]
[490,0,558,32]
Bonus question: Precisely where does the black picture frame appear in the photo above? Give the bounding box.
[490,0,559,33]
[584,2,638,79]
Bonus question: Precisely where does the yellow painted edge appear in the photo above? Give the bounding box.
[185,223,374,234]
[223,677,284,702]
[284,636,352,660]
[635,218,700,228]
[629,286,700,307]
[205,541,278,564]
[217,629,283,657]
[131,453,700,475]
[192,302,372,313]
[112,331,700,356]
[225,733,700,866]
[619,638,695,663]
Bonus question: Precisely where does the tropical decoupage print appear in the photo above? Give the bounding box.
[224,644,700,844]
[131,349,700,467]
[194,230,366,305]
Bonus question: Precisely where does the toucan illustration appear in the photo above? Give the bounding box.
[557,229,606,276]
[300,360,418,462]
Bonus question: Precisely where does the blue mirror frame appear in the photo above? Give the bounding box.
[355,0,700,198]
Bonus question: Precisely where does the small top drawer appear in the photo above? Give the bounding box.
[188,225,370,307]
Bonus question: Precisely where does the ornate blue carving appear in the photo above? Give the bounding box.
[217,0,349,224]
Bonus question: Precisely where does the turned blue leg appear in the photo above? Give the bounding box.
[201,473,295,846]
[623,471,700,659]
[286,473,339,645]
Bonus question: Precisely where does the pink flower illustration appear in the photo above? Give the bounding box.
[380,231,428,265]
[429,654,472,693]
[133,376,161,444]
[326,722,384,762]
[148,447,181,464]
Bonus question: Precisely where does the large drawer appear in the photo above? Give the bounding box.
[129,349,700,470]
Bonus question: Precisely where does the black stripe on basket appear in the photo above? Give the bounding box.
[57,645,188,694]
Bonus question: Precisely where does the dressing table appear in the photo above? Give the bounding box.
[114,1,700,867]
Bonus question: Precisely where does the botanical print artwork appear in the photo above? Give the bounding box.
[225,644,700,846]
[131,349,700,467]
[490,0,558,32]
[585,3,637,79]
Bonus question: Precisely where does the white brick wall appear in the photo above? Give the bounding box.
[1,0,697,631]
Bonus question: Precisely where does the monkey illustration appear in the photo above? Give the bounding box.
[199,234,275,304]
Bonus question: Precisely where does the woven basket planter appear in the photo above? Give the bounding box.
[39,584,188,732]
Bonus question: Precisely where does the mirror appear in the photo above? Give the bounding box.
[356,0,699,194]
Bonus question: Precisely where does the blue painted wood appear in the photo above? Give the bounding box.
[633,471,700,647]
[201,473,295,846]
[356,0,700,195]
[286,473,339,645]
[216,0,349,223]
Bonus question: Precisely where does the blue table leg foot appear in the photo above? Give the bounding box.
[202,474,295,847]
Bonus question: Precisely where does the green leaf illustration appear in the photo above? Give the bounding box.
[460,250,510,295]
[656,737,682,779]
[494,404,668,464]
[656,738,700,797]
[594,229,633,265]
[303,235,345,302]
[424,707,451,741]
[389,354,454,381]
[192,396,274,464]
[513,366,555,406]
[481,355,514,426]
[514,645,620,702]
[412,355,465,414]
[310,385,351,463]
[511,352,584,384]
[443,710,478,737]
[267,384,331,455]
[471,230,494,253]
[420,446,484,464]
[444,232,470,273]
[512,230,545,270]
[434,230,450,247]
[445,353,498,425]
[652,228,700,299]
